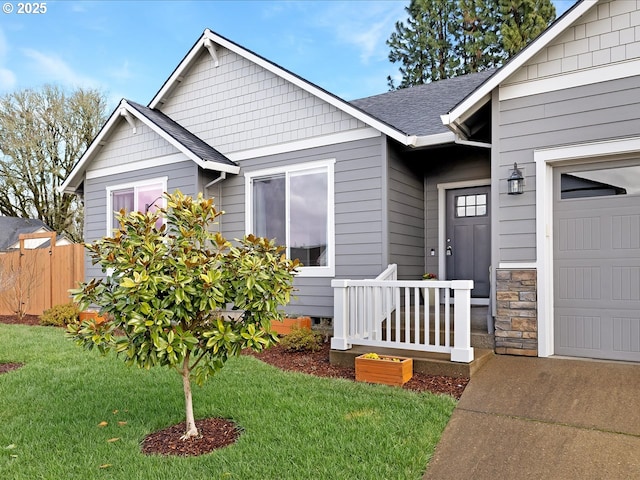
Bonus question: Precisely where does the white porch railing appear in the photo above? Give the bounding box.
[331,265,474,363]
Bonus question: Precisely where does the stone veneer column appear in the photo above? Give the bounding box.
[495,269,537,356]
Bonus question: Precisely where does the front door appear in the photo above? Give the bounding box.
[446,186,491,298]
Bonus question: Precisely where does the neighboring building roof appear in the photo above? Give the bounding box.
[351,70,496,137]
[0,217,50,251]
[126,101,236,168]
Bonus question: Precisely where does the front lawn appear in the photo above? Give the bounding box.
[0,324,455,480]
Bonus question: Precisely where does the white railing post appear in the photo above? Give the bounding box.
[450,280,475,362]
[330,279,351,350]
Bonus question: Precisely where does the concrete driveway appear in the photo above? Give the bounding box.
[423,355,640,479]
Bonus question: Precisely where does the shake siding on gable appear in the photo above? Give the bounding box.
[90,119,177,171]
[497,75,640,263]
[504,0,640,85]
[158,48,369,154]
[220,136,385,318]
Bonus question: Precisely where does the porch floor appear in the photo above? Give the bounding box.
[329,306,495,378]
[329,345,494,378]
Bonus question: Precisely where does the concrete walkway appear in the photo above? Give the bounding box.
[423,355,640,479]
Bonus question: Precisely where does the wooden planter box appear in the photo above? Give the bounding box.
[355,354,413,386]
[270,316,312,335]
[79,310,106,325]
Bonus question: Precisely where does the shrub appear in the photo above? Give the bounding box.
[280,326,323,352]
[40,303,80,327]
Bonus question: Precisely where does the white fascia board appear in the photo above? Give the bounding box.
[442,0,596,128]
[60,100,127,194]
[121,101,240,175]
[150,29,415,147]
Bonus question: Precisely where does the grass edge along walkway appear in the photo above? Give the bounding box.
[0,324,456,480]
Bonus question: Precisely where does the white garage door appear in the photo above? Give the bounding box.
[554,161,640,361]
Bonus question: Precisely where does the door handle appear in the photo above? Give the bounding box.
[446,246,453,256]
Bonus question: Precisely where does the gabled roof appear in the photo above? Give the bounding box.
[126,101,236,168]
[441,0,595,132]
[150,29,452,148]
[61,99,239,194]
[0,217,49,251]
[351,69,495,138]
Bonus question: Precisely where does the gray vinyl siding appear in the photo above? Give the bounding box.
[220,135,385,318]
[424,147,491,276]
[83,161,199,280]
[387,143,424,280]
[496,75,640,263]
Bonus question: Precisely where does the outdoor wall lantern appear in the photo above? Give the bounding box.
[507,162,524,195]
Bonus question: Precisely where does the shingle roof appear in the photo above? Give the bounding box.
[0,217,49,251]
[126,101,237,168]
[350,70,496,137]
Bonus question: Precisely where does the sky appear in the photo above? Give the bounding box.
[0,0,577,110]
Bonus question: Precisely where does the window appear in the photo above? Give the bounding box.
[560,164,640,199]
[106,178,167,235]
[455,194,487,217]
[246,160,335,277]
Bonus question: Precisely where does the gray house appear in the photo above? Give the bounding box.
[63,0,640,363]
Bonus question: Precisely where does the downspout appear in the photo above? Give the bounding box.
[204,172,226,232]
[205,172,226,189]
[455,135,492,149]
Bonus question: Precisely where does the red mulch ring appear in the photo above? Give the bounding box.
[141,418,241,456]
[0,362,23,374]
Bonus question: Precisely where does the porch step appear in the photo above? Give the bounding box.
[329,345,494,378]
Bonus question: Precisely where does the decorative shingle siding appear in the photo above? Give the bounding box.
[505,0,640,84]
[90,120,178,171]
[159,48,368,155]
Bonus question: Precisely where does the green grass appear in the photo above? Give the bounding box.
[0,324,456,480]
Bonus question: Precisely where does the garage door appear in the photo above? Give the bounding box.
[554,161,640,361]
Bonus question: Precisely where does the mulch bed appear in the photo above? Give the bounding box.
[0,314,40,326]
[0,362,23,374]
[141,418,241,456]
[0,315,469,457]
[245,342,469,399]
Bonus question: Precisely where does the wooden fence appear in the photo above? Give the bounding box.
[0,232,84,316]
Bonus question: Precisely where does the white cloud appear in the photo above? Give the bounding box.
[109,60,133,82]
[313,1,406,64]
[22,48,101,89]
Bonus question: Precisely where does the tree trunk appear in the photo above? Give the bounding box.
[180,359,199,439]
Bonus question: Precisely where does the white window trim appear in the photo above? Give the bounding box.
[245,159,336,278]
[535,136,640,358]
[106,176,168,236]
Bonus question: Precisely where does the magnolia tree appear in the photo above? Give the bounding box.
[68,191,299,439]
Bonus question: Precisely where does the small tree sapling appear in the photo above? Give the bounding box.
[68,191,299,439]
